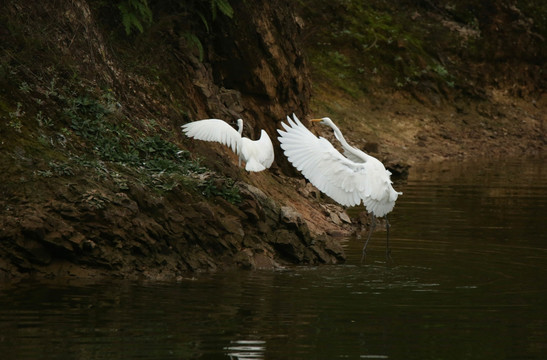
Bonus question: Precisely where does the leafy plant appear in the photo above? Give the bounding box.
[211,0,234,20]
[19,82,31,93]
[183,32,205,61]
[63,89,210,193]
[114,0,233,37]
[44,77,59,98]
[8,102,24,132]
[117,0,153,35]
[49,161,74,176]
[182,0,234,60]
[200,177,241,204]
[35,169,54,178]
[36,111,53,127]
[135,135,179,159]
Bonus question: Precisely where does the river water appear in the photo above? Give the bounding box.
[0,158,546,359]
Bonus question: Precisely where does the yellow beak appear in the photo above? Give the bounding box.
[311,119,322,122]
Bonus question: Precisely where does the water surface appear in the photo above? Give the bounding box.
[0,158,546,359]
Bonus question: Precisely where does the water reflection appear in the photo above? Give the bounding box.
[224,340,265,359]
[0,158,545,359]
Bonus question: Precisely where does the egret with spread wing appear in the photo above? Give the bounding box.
[182,118,274,172]
[277,114,402,262]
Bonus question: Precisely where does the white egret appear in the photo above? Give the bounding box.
[277,114,402,262]
[182,118,274,172]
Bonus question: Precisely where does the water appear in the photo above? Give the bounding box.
[1,159,546,359]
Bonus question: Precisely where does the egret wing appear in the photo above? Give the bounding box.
[240,137,267,172]
[255,130,275,169]
[359,161,400,216]
[278,115,368,207]
[237,130,274,171]
[181,119,241,154]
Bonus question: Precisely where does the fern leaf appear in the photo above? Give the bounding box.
[197,12,209,33]
[184,33,204,62]
[215,0,234,18]
[117,0,152,35]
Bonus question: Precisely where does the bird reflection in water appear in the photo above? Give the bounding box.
[224,339,266,359]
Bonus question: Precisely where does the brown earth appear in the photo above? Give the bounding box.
[0,0,545,281]
[310,83,545,166]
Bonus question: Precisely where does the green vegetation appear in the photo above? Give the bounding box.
[60,88,242,202]
[301,0,456,96]
[117,0,153,35]
[302,0,545,98]
[111,0,234,60]
[114,0,235,35]
[0,0,246,206]
[200,177,241,204]
[0,69,241,204]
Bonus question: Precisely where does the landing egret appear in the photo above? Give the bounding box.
[182,118,274,172]
[277,114,402,262]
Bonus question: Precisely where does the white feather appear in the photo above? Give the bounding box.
[277,114,401,217]
[182,118,274,172]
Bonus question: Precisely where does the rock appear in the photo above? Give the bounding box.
[280,206,304,226]
[329,212,342,225]
[271,229,305,262]
[338,212,352,224]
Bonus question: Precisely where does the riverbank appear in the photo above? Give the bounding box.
[0,0,544,281]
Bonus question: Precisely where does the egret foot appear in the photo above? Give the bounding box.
[385,215,393,264]
[360,215,376,264]
[361,249,367,264]
[385,248,393,264]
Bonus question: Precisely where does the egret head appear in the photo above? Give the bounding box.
[311,117,333,127]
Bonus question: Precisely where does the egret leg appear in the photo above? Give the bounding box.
[361,215,376,264]
[385,215,393,263]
